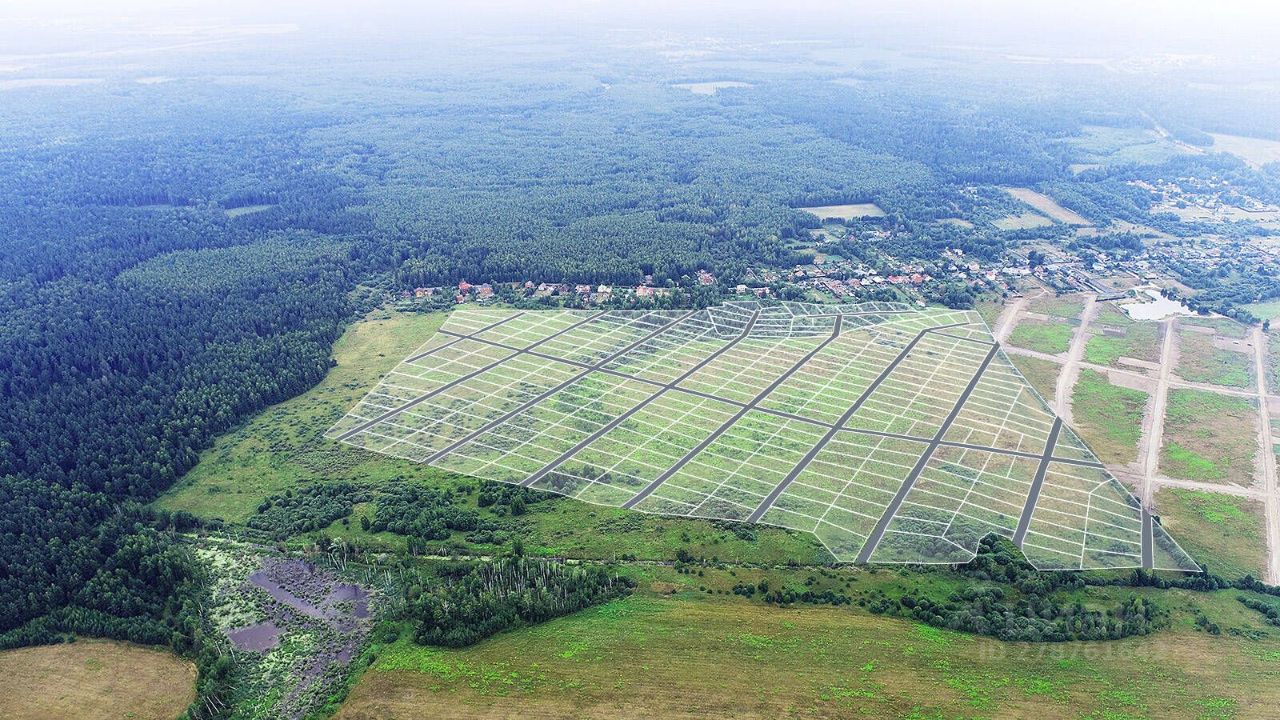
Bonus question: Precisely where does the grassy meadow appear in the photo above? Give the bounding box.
[1008,319,1074,355]
[1156,488,1268,580]
[1071,369,1148,465]
[1161,389,1258,485]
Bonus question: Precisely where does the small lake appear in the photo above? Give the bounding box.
[1120,290,1195,321]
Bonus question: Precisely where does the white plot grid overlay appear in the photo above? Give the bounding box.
[327,301,1198,571]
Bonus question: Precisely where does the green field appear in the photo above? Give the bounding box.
[1085,304,1161,367]
[1244,300,1280,322]
[1161,389,1258,485]
[157,309,826,565]
[1008,318,1074,355]
[1157,488,1268,580]
[339,582,1280,720]
[1008,353,1060,405]
[1176,328,1253,389]
[1028,294,1085,320]
[1071,369,1148,465]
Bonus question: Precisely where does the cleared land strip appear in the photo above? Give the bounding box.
[622,316,843,509]
[334,311,605,441]
[856,343,1001,562]
[521,310,763,489]
[404,312,524,363]
[745,322,970,524]
[421,309,702,464]
[1013,417,1063,547]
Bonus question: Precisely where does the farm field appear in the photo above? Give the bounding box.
[0,639,196,720]
[1008,318,1073,354]
[1160,389,1258,486]
[1156,488,1268,580]
[1071,369,1148,465]
[337,588,1280,720]
[1002,187,1092,225]
[672,81,753,95]
[1243,299,1280,321]
[329,302,1195,571]
[1176,325,1253,389]
[795,202,886,220]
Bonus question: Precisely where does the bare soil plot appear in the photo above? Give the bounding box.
[330,301,1195,570]
[1160,389,1258,486]
[0,640,196,720]
[1002,187,1092,225]
[796,203,886,221]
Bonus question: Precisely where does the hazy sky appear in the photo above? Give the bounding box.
[3,0,1279,58]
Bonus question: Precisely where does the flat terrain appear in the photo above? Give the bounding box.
[1157,488,1268,580]
[338,589,1280,720]
[1085,304,1161,367]
[1002,187,1092,225]
[1071,369,1148,465]
[795,202,886,220]
[1008,318,1073,354]
[1176,325,1253,389]
[1210,133,1280,168]
[0,640,196,720]
[1160,389,1257,486]
[992,211,1053,230]
[330,302,1186,570]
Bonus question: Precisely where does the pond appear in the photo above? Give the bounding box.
[1120,289,1195,321]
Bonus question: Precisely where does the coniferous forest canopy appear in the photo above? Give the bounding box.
[2,1,1280,717]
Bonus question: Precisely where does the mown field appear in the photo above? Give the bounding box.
[0,639,196,720]
[1071,369,1148,465]
[339,581,1280,720]
[1161,389,1258,485]
[1156,488,1268,580]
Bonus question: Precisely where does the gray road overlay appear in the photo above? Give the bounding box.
[855,342,1001,562]
[334,311,606,442]
[522,310,763,489]
[1142,507,1154,569]
[622,315,843,509]
[1013,417,1063,547]
[745,322,970,524]
[404,312,526,363]
[423,309,703,464]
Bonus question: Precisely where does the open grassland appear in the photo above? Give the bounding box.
[1245,300,1280,322]
[339,584,1280,720]
[1072,369,1148,465]
[1157,488,1268,580]
[992,211,1052,231]
[1008,318,1073,354]
[157,309,450,523]
[0,639,196,720]
[1161,389,1258,485]
[1008,353,1060,405]
[1210,133,1280,168]
[796,202,886,220]
[1003,187,1092,225]
[1085,304,1161,367]
[1028,294,1085,320]
[1176,327,1253,389]
[1068,125,1192,165]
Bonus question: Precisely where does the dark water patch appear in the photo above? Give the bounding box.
[228,620,282,651]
